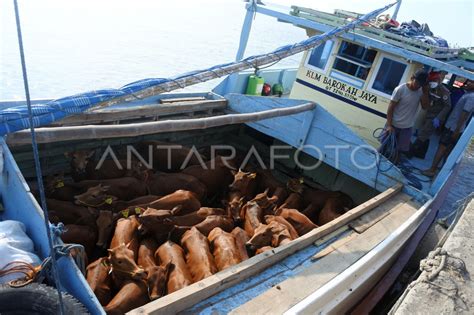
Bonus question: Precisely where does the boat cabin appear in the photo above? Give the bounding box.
[288,6,472,147]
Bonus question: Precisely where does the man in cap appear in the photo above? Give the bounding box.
[410,70,451,158]
[383,69,430,163]
[423,79,474,177]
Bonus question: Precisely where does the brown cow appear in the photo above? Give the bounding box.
[155,241,193,293]
[182,156,235,197]
[104,280,149,315]
[246,221,293,252]
[272,186,289,207]
[145,171,207,201]
[137,238,172,300]
[47,199,97,226]
[86,257,112,306]
[231,227,250,261]
[61,224,97,259]
[277,192,303,212]
[264,215,299,240]
[226,170,257,222]
[65,150,145,181]
[255,169,283,196]
[229,169,257,198]
[96,210,114,248]
[164,207,226,227]
[137,140,205,172]
[45,173,84,201]
[148,190,201,216]
[192,215,234,237]
[247,189,278,217]
[208,227,242,271]
[171,215,234,240]
[276,208,318,236]
[75,177,147,201]
[110,216,140,260]
[181,227,217,282]
[137,208,174,239]
[289,179,352,212]
[74,185,160,212]
[242,201,263,237]
[318,195,353,225]
[108,243,147,288]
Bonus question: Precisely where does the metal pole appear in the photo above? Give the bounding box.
[222,0,257,94]
[392,0,402,20]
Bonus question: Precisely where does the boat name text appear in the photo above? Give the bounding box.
[305,70,378,104]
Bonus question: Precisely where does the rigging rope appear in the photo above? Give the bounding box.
[12,0,65,313]
[373,127,432,190]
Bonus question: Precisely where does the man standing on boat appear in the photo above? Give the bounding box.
[410,71,451,158]
[384,69,430,163]
[423,79,474,177]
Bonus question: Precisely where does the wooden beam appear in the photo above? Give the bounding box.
[129,183,402,315]
[159,96,207,103]
[52,99,227,126]
[349,194,413,233]
[6,102,316,145]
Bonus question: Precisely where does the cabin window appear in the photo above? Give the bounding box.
[332,41,377,80]
[306,40,334,71]
[371,58,408,95]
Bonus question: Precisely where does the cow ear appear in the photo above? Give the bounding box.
[170,205,182,216]
[125,241,132,250]
[249,173,257,179]
[231,169,237,176]
[263,188,270,196]
[164,261,174,275]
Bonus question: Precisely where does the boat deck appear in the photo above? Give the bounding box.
[397,133,441,192]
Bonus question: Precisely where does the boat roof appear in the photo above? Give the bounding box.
[289,6,474,79]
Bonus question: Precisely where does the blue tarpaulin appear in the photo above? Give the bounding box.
[0,78,170,135]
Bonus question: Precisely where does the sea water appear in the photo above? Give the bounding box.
[1,0,472,217]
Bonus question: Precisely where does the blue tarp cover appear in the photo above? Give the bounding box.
[0,78,170,135]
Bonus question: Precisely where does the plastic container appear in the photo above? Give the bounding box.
[246,75,264,95]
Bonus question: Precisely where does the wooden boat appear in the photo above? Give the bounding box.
[0,1,473,314]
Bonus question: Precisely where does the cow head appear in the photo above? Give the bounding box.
[96,210,114,248]
[146,262,173,300]
[45,172,66,193]
[225,197,245,223]
[229,169,257,192]
[251,189,278,212]
[137,208,173,237]
[107,243,147,281]
[74,184,118,207]
[246,223,273,252]
[65,150,95,174]
[126,161,150,180]
[287,178,305,194]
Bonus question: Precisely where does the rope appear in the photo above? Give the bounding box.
[389,247,469,314]
[373,127,396,188]
[13,0,65,313]
[373,127,432,190]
